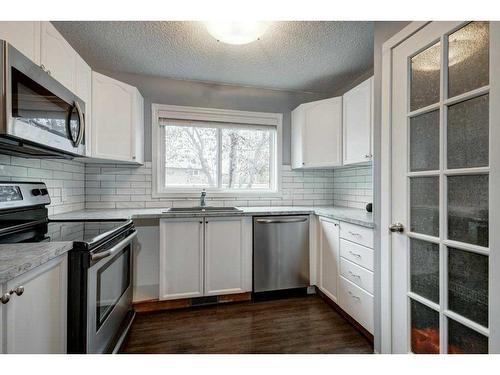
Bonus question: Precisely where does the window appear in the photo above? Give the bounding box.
[152,105,282,196]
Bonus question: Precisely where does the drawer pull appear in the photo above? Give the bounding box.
[348,231,362,237]
[348,270,361,279]
[349,250,362,258]
[348,291,361,300]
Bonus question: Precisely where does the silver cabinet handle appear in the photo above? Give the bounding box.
[256,217,308,224]
[348,291,360,300]
[47,70,51,76]
[348,231,362,237]
[348,270,361,279]
[91,231,137,261]
[349,250,362,258]
[365,154,372,159]
[1,286,24,304]
[40,64,46,72]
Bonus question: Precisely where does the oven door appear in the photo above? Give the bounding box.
[87,231,136,353]
[3,42,86,157]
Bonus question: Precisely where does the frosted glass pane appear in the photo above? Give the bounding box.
[410,239,439,303]
[447,95,489,169]
[411,299,440,354]
[448,319,488,354]
[410,110,440,171]
[448,247,488,327]
[448,22,489,98]
[447,175,488,247]
[410,177,439,237]
[410,42,441,111]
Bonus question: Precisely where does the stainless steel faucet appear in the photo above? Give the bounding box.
[200,189,207,207]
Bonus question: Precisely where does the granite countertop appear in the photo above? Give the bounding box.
[1,206,372,284]
[50,206,374,228]
[0,242,73,284]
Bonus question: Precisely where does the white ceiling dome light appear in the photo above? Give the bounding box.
[205,21,270,45]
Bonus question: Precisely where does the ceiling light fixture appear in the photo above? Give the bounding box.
[205,21,270,45]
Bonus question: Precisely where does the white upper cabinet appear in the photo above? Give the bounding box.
[2,255,67,354]
[342,77,373,165]
[91,71,144,164]
[74,54,93,155]
[40,22,76,92]
[291,97,342,169]
[0,21,40,64]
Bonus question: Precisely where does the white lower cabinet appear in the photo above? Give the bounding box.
[316,218,374,335]
[159,218,204,300]
[1,255,67,354]
[159,216,252,300]
[338,276,374,333]
[318,217,340,303]
[204,217,252,296]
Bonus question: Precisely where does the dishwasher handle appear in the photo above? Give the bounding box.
[255,217,308,224]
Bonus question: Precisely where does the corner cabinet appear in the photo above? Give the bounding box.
[342,77,373,165]
[318,217,340,303]
[91,72,144,164]
[291,97,342,169]
[1,255,67,354]
[159,216,252,300]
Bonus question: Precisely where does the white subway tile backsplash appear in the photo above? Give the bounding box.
[84,163,338,209]
[0,156,85,215]
[333,165,373,209]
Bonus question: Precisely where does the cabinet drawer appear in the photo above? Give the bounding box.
[339,276,374,334]
[340,222,373,248]
[340,239,373,271]
[340,257,374,294]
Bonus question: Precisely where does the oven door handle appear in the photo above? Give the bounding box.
[90,231,137,262]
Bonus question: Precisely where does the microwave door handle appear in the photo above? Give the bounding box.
[74,101,85,147]
[90,231,137,262]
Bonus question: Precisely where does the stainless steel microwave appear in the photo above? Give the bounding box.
[0,40,86,158]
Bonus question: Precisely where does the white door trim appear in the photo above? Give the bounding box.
[380,21,430,354]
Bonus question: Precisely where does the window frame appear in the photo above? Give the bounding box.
[152,103,282,198]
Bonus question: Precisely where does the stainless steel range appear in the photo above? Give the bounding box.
[0,181,136,353]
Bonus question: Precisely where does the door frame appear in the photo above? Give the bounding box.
[380,21,500,353]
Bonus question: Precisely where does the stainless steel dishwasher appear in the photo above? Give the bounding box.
[253,215,310,293]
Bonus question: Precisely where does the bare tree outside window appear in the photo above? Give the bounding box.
[162,121,275,191]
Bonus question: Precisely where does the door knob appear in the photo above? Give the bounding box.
[389,223,404,233]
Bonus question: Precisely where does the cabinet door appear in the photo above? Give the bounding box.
[75,54,92,156]
[0,21,40,64]
[40,22,76,91]
[159,218,204,300]
[299,97,342,168]
[343,77,373,165]
[204,217,252,296]
[92,72,137,162]
[319,217,340,302]
[5,255,67,354]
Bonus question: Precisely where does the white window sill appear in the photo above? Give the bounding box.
[152,190,282,199]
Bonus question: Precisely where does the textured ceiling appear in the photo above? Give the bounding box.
[53,21,373,94]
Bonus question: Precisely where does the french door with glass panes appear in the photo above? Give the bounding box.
[391,21,498,354]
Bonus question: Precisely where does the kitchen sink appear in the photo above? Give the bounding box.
[163,206,243,213]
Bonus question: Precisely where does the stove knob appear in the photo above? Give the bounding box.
[31,189,41,196]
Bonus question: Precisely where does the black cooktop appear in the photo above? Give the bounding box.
[47,220,130,243]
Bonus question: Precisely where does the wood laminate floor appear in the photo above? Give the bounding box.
[120,295,374,354]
